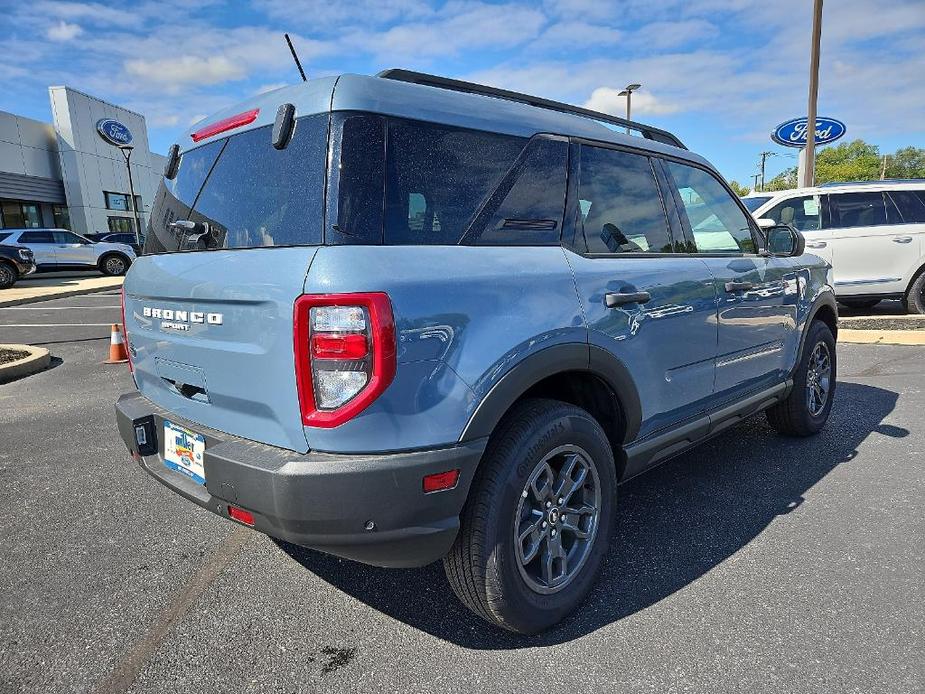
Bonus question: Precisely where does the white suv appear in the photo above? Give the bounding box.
[0,228,136,276]
[751,181,925,312]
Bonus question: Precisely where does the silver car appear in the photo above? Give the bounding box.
[0,228,136,276]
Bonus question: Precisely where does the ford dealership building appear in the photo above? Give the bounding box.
[0,86,165,236]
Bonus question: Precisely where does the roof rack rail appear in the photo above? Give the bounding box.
[377,69,687,150]
[817,178,925,188]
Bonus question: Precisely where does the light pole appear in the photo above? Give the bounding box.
[118,144,142,247]
[618,83,642,134]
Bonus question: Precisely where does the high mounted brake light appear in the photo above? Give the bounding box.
[294,293,396,428]
[191,108,259,142]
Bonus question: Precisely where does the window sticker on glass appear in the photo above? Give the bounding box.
[804,198,819,216]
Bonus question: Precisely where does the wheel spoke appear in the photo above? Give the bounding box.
[530,462,554,502]
[561,516,590,539]
[555,453,587,503]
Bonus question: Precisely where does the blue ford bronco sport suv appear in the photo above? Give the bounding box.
[115,70,837,634]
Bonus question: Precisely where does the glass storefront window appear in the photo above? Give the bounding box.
[107,216,136,233]
[52,205,71,230]
[0,199,44,228]
[105,192,142,212]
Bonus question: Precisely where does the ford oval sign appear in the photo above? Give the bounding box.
[771,117,846,148]
[96,118,133,147]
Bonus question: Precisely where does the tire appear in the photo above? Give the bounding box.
[0,262,16,289]
[99,253,130,276]
[443,398,616,634]
[906,271,925,314]
[766,320,836,436]
[838,298,880,310]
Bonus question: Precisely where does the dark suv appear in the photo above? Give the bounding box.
[115,70,837,634]
[0,235,36,288]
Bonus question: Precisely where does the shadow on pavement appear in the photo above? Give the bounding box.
[277,382,906,649]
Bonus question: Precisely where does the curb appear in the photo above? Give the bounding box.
[838,329,925,346]
[0,282,121,308]
[0,344,51,383]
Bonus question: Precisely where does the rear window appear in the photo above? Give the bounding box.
[145,114,328,254]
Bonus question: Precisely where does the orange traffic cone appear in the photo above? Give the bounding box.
[104,323,129,364]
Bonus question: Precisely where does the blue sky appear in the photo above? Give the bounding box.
[1,0,923,185]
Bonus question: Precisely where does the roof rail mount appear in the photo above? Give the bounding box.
[377,69,686,150]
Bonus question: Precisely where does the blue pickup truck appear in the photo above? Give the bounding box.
[115,70,837,634]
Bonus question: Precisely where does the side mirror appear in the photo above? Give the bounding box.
[766,224,805,257]
[756,217,775,230]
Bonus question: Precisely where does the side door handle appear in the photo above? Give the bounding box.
[893,237,913,244]
[605,291,651,308]
[806,241,827,249]
[724,281,754,293]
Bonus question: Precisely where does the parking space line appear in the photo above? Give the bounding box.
[91,526,251,694]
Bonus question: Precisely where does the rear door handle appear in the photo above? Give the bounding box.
[724,281,754,293]
[806,241,827,249]
[605,291,651,308]
[893,237,913,244]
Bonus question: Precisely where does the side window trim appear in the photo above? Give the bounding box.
[653,157,695,253]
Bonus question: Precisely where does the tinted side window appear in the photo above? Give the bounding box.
[665,161,755,253]
[19,231,54,243]
[0,233,11,242]
[577,146,672,254]
[830,192,888,228]
[384,120,525,245]
[888,191,925,223]
[327,113,385,244]
[53,231,83,244]
[763,195,822,232]
[467,137,567,246]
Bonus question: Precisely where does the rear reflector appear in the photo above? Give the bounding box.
[227,505,255,526]
[191,108,260,142]
[311,332,369,360]
[423,469,460,493]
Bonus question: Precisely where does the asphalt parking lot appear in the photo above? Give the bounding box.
[1,295,922,693]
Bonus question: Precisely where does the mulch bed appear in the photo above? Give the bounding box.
[0,349,29,365]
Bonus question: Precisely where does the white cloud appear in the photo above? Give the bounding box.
[352,2,546,60]
[630,19,719,49]
[256,82,289,94]
[540,21,622,46]
[46,20,83,41]
[124,55,245,88]
[585,86,680,116]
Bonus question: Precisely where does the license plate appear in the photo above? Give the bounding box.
[163,420,206,485]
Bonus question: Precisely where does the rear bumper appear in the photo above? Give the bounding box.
[115,391,485,567]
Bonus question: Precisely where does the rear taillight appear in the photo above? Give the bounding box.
[294,293,396,428]
[121,285,133,373]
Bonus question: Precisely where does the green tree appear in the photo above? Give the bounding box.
[762,140,925,188]
[884,146,925,178]
[728,180,751,196]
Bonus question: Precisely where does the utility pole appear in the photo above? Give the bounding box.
[880,155,889,180]
[800,0,824,188]
[757,151,776,191]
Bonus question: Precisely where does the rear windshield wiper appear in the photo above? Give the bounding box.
[169,220,222,250]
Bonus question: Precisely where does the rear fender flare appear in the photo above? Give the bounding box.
[458,343,642,445]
